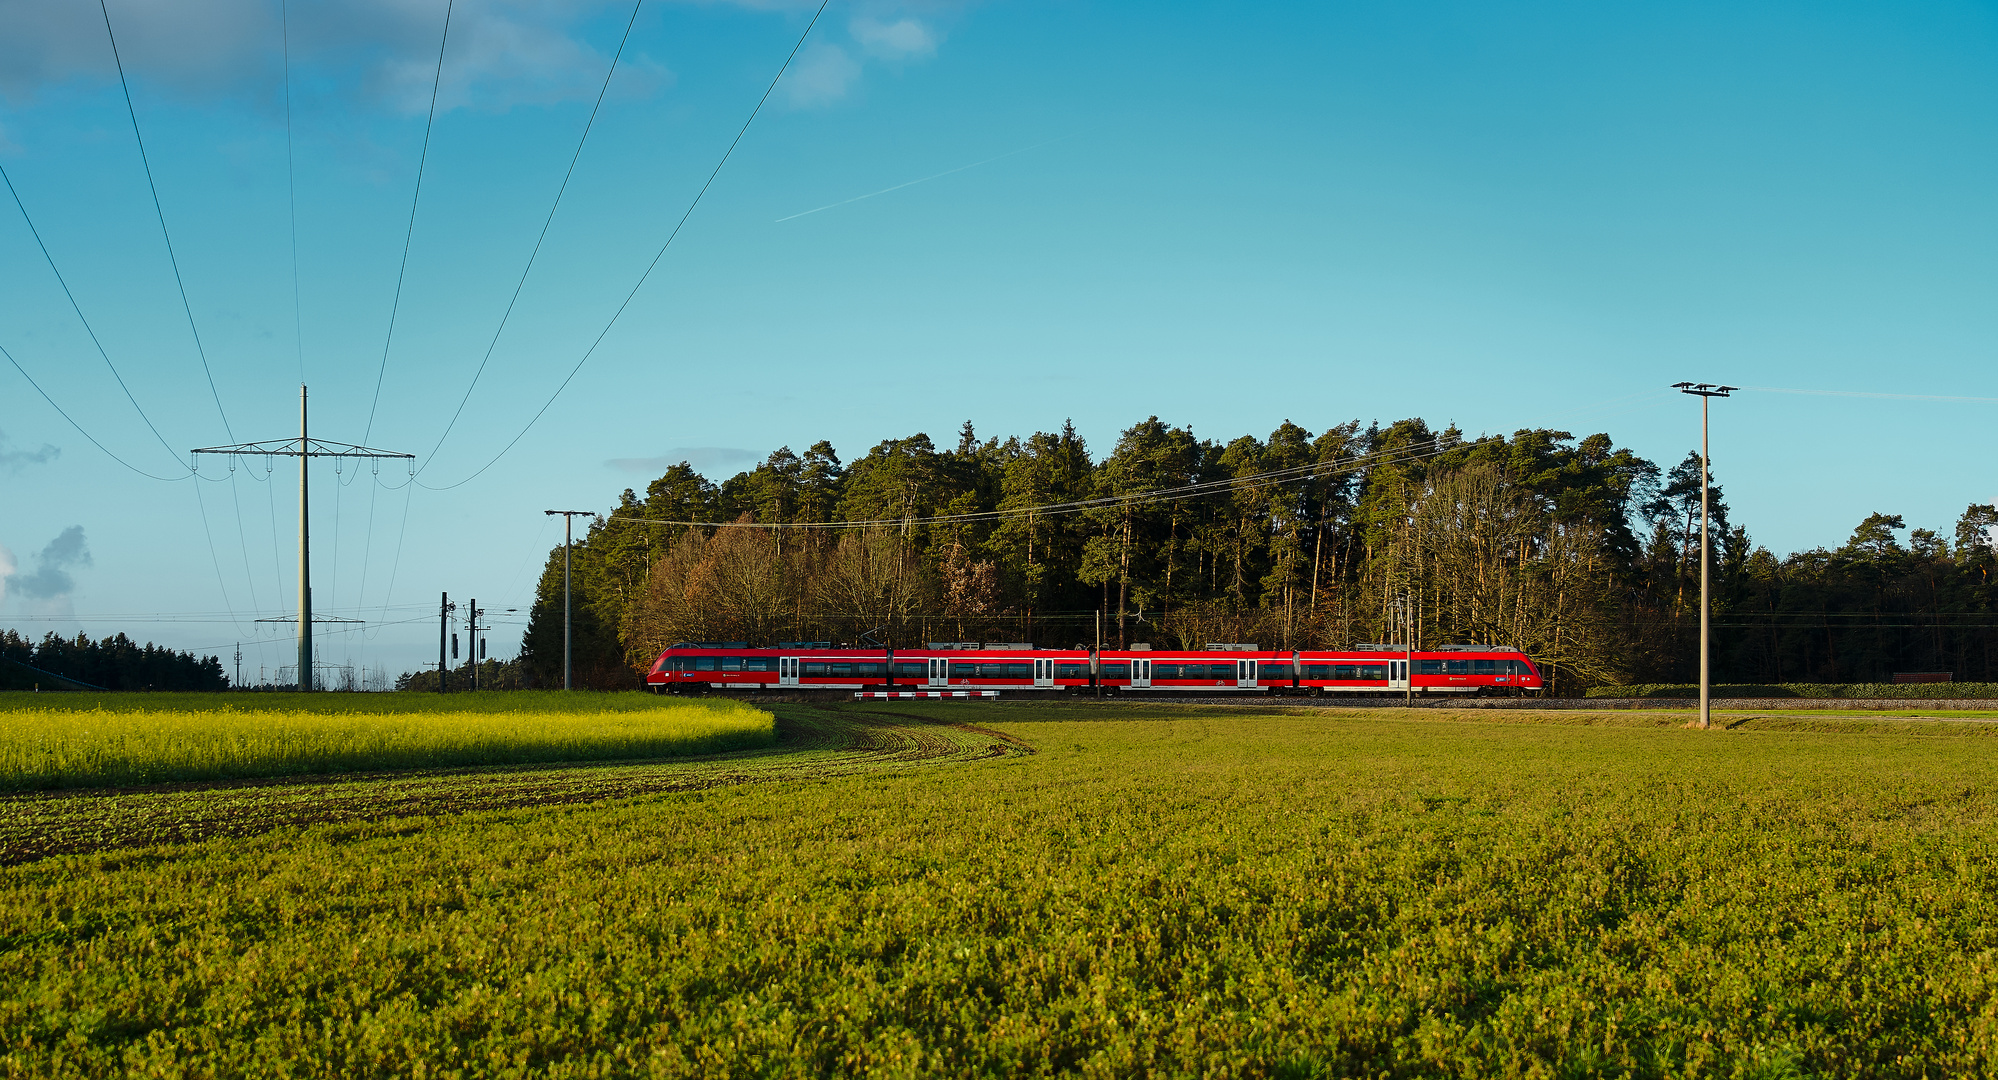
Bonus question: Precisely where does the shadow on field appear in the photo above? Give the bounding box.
[0,705,1031,866]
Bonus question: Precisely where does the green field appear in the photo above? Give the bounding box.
[0,691,776,791]
[6,699,1998,1076]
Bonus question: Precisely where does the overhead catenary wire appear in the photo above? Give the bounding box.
[410,0,833,491]
[419,0,648,470]
[96,0,233,442]
[362,0,456,445]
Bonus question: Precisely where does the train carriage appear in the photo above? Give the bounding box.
[645,642,1542,695]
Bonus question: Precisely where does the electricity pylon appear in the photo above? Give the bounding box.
[193,385,413,691]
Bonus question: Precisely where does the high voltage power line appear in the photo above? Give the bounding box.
[420,0,649,472]
[1,164,189,477]
[407,0,835,491]
[281,0,306,388]
[96,0,233,444]
[362,0,456,445]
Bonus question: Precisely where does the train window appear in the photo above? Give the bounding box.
[1302,664,1329,679]
[721,656,743,672]
[802,662,828,676]
[1333,665,1359,680]
[852,663,884,677]
[669,656,686,673]
[744,658,774,672]
[825,663,851,676]
[1259,662,1289,680]
[1056,663,1090,679]
[1447,659,1470,675]
[1473,659,1496,675]
[1101,663,1130,679]
[1004,663,1032,678]
[1359,665,1387,681]
[693,657,717,672]
[1150,664,1179,679]
[949,662,976,679]
[1204,664,1232,679]
[893,662,927,677]
[1417,659,1443,675]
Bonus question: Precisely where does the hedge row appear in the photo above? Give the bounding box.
[1583,682,1998,699]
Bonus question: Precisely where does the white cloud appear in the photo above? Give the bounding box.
[780,42,861,107]
[0,0,668,114]
[11,526,89,602]
[850,16,936,60]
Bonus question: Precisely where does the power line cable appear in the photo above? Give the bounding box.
[188,470,246,637]
[367,479,417,642]
[280,0,305,386]
[96,0,233,442]
[362,0,456,445]
[592,435,1487,531]
[419,0,648,469]
[1,162,191,472]
[227,469,264,618]
[411,0,832,490]
[1,341,192,481]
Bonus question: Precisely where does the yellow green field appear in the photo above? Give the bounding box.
[0,692,775,790]
[6,698,1998,1076]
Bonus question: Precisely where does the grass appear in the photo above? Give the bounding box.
[1586,681,1998,699]
[0,692,776,791]
[7,701,1998,1075]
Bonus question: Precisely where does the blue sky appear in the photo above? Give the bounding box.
[3,0,1996,678]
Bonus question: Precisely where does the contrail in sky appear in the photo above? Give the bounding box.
[775,136,1072,222]
[1746,386,1998,404]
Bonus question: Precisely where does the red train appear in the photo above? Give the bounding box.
[645,642,1542,696]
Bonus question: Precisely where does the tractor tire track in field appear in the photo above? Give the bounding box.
[0,705,1030,866]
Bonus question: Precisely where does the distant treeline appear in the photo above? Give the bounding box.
[499,416,1998,693]
[395,658,532,693]
[0,630,228,691]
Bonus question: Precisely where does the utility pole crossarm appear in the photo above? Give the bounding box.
[191,439,413,460]
[187,386,412,692]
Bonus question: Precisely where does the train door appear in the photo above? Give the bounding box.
[1389,659,1408,691]
[928,657,948,687]
[1033,658,1055,688]
[779,657,799,687]
[1237,659,1255,688]
[1130,658,1152,688]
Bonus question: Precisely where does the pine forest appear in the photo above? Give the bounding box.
[512,416,1998,693]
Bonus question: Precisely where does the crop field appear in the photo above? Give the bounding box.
[7,699,1998,1076]
[0,691,776,792]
